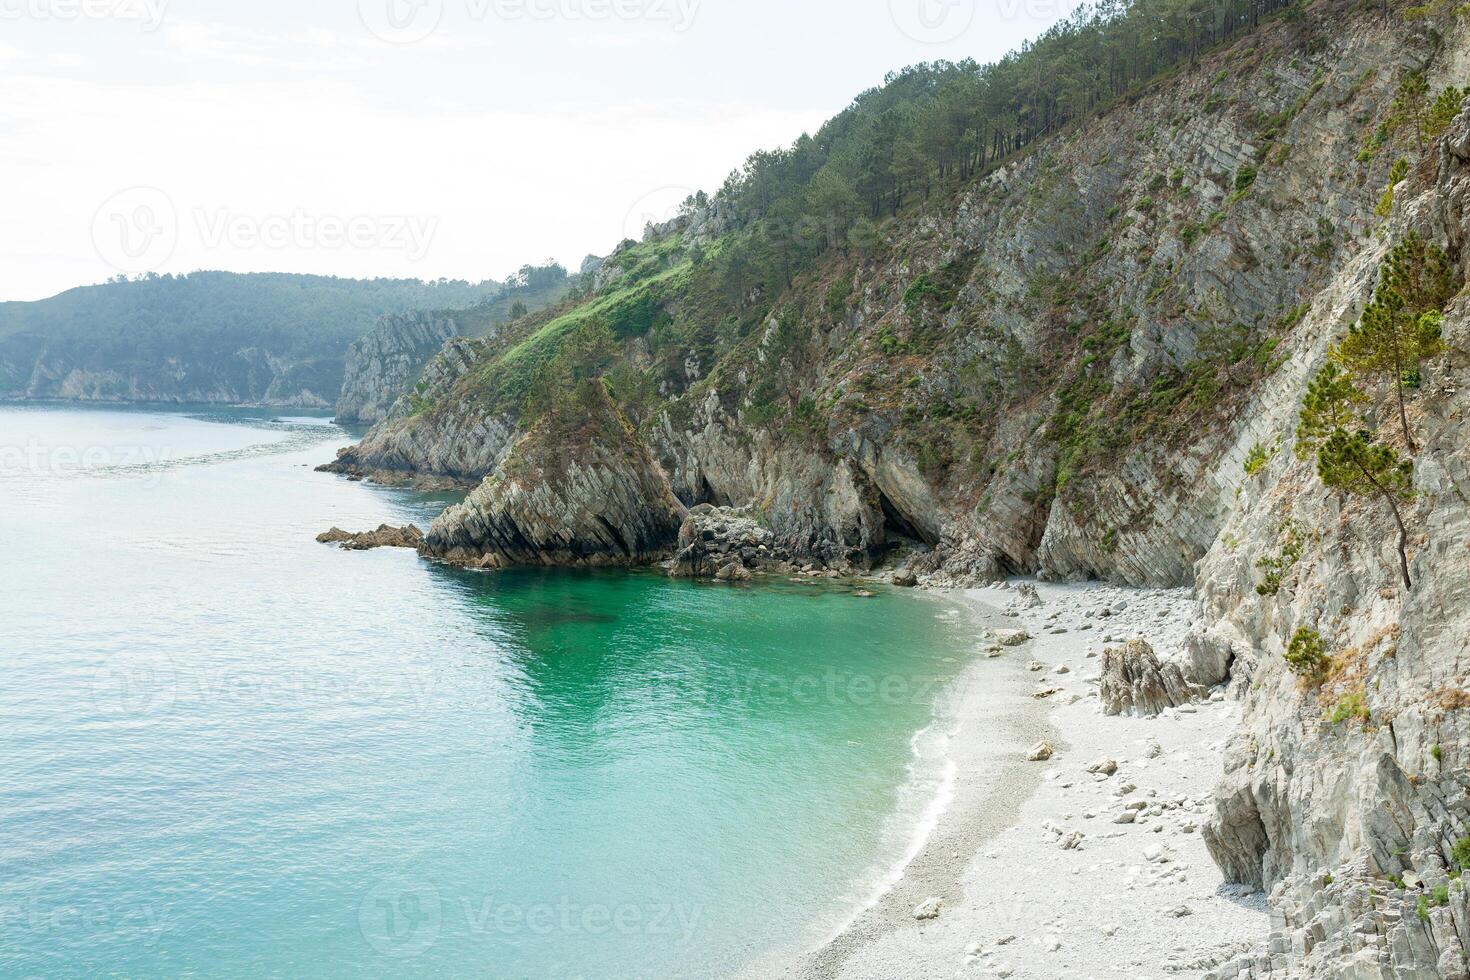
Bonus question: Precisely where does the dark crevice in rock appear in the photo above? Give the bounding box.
[877,488,936,548]
[596,515,632,557]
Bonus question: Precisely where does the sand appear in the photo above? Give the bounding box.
[782,580,1270,980]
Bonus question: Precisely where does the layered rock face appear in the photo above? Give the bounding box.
[1099,638,1205,716]
[316,524,424,550]
[420,383,685,568]
[319,337,517,485]
[334,311,462,425]
[1192,100,1470,978]
[328,3,1431,591]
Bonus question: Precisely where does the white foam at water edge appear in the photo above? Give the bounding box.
[822,690,963,942]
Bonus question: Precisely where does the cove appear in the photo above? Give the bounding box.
[0,404,985,979]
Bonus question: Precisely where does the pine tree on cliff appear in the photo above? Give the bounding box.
[1298,362,1416,591]
[1331,233,1452,451]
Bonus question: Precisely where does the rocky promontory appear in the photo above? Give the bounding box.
[420,382,686,569]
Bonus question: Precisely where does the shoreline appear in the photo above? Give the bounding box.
[782,579,1270,980]
[818,588,1049,947]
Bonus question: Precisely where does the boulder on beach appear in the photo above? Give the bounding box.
[1099,638,1204,717]
[1027,740,1054,761]
[912,897,942,920]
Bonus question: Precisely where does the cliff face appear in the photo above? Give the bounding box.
[334,311,463,424]
[333,271,576,425]
[334,1,1435,583]
[1191,104,1470,979]
[421,382,685,568]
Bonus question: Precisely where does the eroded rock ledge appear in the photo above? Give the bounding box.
[419,382,685,569]
[316,524,424,550]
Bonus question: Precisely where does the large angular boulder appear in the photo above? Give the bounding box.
[1099,638,1204,717]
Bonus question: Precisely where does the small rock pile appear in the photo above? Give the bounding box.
[316,524,424,551]
[668,505,791,581]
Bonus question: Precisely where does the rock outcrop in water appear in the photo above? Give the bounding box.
[668,504,802,579]
[420,383,685,568]
[316,524,425,550]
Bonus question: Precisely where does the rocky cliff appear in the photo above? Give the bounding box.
[333,1,1439,582]
[333,269,576,425]
[420,381,685,567]
[334,311,463,424]
[319,5,1470,972]
[1190,92,1470,979]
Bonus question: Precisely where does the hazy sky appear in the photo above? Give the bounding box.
[0,0,1083,301]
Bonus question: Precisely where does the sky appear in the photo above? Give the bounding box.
[0,0,1085,302]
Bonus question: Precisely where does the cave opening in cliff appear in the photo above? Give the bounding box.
[877,489,937,548]
[698,474,730,508]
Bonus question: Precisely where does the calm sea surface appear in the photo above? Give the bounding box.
[0,404,980,978]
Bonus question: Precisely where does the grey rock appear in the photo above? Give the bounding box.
[1099,638,1205,717]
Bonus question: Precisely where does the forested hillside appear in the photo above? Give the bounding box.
[0,271,502,406]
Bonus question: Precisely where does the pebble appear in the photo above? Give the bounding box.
[912,897,942,920]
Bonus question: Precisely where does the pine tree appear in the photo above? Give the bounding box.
[1332,233,1452,450]
[1426,86,1467,141]
[1297,364,1416,591]
[1296,363,1366,455]
[1317,430,1416,591]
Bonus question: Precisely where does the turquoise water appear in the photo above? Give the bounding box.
[0,404,980,978]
